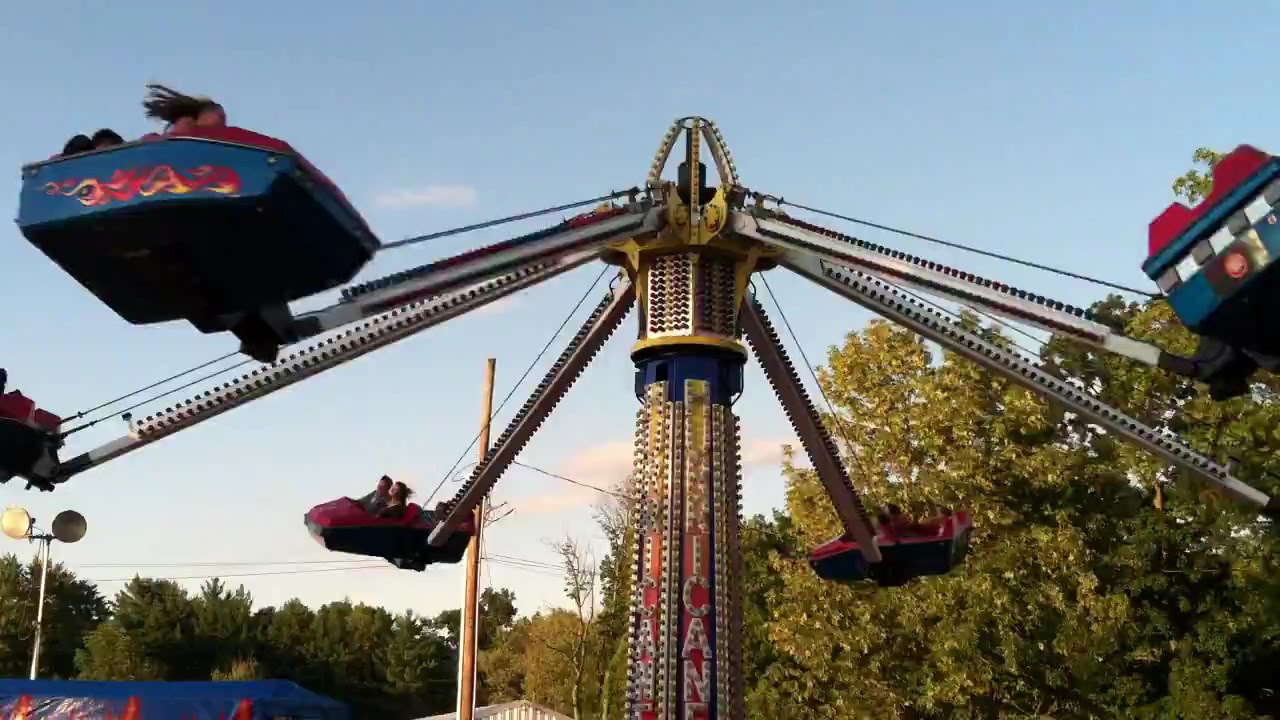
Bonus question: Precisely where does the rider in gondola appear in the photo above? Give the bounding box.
[141,84,227,134]
[57,83,226,158]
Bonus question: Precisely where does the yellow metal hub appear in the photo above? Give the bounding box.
[606,116,783,361]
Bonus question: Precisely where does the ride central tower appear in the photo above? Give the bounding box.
[605,118,775,720]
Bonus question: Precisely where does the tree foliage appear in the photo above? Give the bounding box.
[0,556,526,720]
[751,306,1280,718]
[1171,147,1226,204]
[0,553,107,679]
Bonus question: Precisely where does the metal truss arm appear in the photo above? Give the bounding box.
[783,252,1278,516]
[731,210,1179,371]
[293,204,661,338]
[740,299,881,561]
[428,278,637,545]
[52,251,602,485]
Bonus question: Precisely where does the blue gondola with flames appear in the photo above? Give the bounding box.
[16,127,380,361]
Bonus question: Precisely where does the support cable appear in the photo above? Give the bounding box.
[895,284,1048,359]
[61,358,254,437]
[752,274,896,509]
[64,351,241,425]
[60,193,633,428]
[424,267,611,505]
[379,189,638,251]
[767,196,1158,298]
[757,275,874,479]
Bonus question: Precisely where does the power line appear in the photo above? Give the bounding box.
[88,558,565,584]
[80,559,373,568]
[483,557,563,578]
[426,267,611,505]
[88,563,390,583]
[486,552,562,570]
[772,197,1157,298]
[511,461,629,500]
[75,462,814,586]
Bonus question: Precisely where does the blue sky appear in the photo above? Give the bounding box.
[0,1,1271,618]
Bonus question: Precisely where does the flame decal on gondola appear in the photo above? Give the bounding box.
[43,165,242,207]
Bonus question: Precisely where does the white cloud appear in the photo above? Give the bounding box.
[374,184,479,209]
[740,436,801,468]
[560,441,633,486]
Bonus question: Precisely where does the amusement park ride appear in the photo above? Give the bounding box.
[2,116,1279,719]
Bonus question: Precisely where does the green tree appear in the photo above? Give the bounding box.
[0,553,107,679]
[86,577,200,679]
[520,609,602,715]
[1171,147,1226,204]
[480,615,532,704]
[758,306,1280,718]
[740,512,799,718]
[75,622,163,680]
[261,598,319,686]
[1041,299,1280,717]
[548,534,602,720]
[591,493,633,720]
[434,586,518,652]
[381,609,457,718]
[69,575,473,720]
[191,578,262,678]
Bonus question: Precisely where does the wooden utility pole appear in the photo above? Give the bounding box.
[457,358,495,720]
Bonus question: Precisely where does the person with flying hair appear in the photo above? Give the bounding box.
[142,83,227,133]
[54,83,225,158]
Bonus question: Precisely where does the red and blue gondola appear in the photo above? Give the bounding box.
[0,389,62,489]
[809,511,974,587]
[304,497,475,571]
[1145,145,1280,356]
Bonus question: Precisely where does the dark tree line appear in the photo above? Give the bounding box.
[0,556,517,720]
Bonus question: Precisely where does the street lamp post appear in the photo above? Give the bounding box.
[2,506,87,679]
[29,529,52,680]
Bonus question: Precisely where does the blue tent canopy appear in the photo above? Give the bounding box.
[0,679,349,719]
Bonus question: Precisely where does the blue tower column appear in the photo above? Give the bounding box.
[623,249,751,720]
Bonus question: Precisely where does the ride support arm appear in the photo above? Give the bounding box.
[294,203,662,338]
[784,251,1278,516]
[429,278,637,545]
[730,210,1186,373]
[741,299,881,560]
[51,251,603,485]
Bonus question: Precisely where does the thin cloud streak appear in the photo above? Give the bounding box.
[374,184,479,209]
